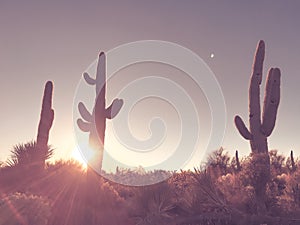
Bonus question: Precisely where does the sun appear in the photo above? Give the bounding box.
[71,147,88,169]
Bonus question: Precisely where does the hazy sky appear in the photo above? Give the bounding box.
[0,1,299,167]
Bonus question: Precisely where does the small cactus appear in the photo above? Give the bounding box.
[235,150,241,171]
[290,150,296,172]
[36,81,54,168]
[77,52,123,169]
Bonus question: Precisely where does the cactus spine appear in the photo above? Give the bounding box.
[234,40,281,214]
[36,81,54,168]
[77,52,123,170]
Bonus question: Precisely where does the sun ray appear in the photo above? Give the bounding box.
[71,148,88,169]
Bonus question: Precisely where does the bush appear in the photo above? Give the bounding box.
[0,192,51,225]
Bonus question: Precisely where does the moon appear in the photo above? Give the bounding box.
[210,53,215,58]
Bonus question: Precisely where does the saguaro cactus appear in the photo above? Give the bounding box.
[36,81,54,168]
[235,41,280,153]
[77,52,123,169]
[290,150,296,172]
[235,150,241,171]
[234,40,281,214]
[234,40,281,154]
[77,53,123,224]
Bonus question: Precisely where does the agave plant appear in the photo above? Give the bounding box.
[7,141,53,169]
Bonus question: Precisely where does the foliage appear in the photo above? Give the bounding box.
[207,148,231,175]
[1,149,300,225]
[7,141,53,169]
[0,192,51,225]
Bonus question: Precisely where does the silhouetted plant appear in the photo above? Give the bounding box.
[0,192,51,225]
[77,52,123,170]
[234,40,281,154]
[191,168,228,214]
[287,150,297,173]
[76,52,124,223]
[36,81,54,169]
[234,40,281,214]
[291,150,296,171]
[1,152,300,225]
[235,150,241,171]
[7,141,53,170]
[230,150,242,172]
[130,182,175,225]
[207,148,230,175]
[269,150,286,175]
[292,184,300,206]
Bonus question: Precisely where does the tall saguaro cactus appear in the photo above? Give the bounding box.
[36,81,54,168]
[77,53,123,224]
[234,40,281,214]
[234,40,281,154]
[77,52,123,170]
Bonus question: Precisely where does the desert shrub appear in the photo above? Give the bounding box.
[0,192,51,225]
[207,148,231,175]
[102,167,172,186]
[217,173,256,214]
[189,169,228,214]
[269,150,286,175]
[2,148,300,224]
[128,181,176,225]
[239,153,270,188]
[82,177,133,225]
[168,170,194,199]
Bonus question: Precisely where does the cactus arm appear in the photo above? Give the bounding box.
[249,40,265,133]
[78,102,93,122]
[105,99,124,119]
[83,72,96,85]
[96,52,106,95]
[252,40,265,85]
[234,115,252,140]
[77,119,91,132]
[261,68,281,136]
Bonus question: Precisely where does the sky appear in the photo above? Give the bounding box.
[0,1,300,169]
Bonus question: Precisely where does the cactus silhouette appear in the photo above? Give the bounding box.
[234,40,281,214]
[234,40,281,154]
[77,52,123,169]
[36,81,54,168]
[235,150,241,171]
[290,150,296,172]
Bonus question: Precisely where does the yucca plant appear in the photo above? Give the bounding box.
[7,141,53,169]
